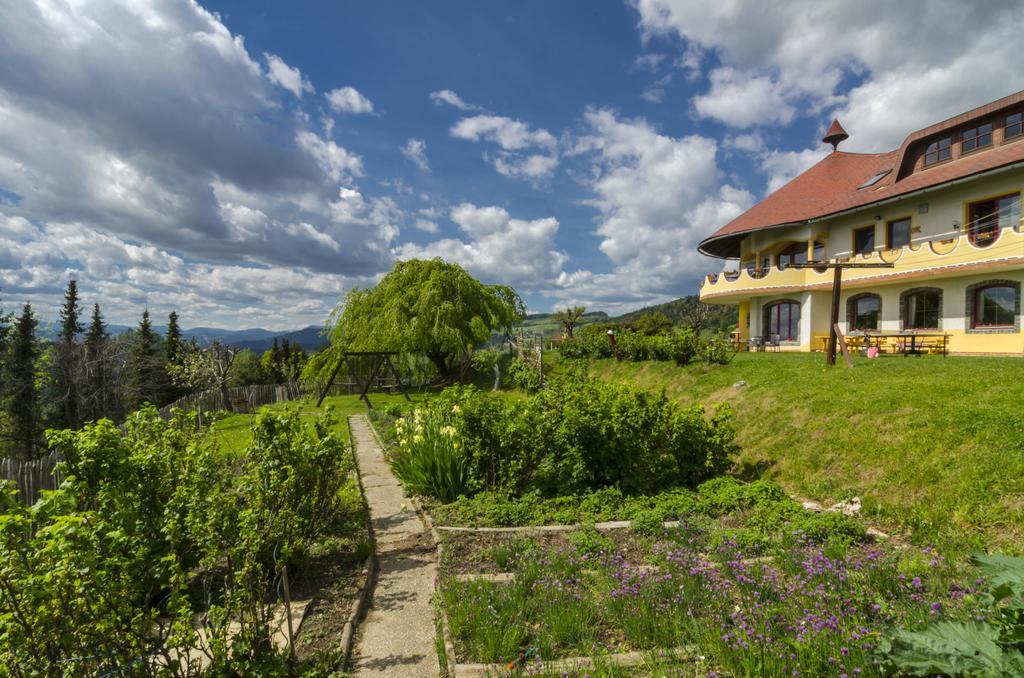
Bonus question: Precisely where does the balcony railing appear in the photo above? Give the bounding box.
[700,226,1024,301]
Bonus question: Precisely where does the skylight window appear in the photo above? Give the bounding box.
[858,169,891,189]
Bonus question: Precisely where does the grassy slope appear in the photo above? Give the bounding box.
[587,353,1024,555]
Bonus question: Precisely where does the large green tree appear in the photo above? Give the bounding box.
[310,258,524,380]
[3,304,42,458]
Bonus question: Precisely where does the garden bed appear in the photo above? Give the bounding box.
[435,519,979,676]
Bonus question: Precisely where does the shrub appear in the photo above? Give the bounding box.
[568,524,615,556]
[558,326,703,366]
[631,509,664,536]
[701,332,733,365]
[506,356,542,393]
[390,407,472,502]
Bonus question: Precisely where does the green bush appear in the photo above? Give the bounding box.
[390,407,472,502]
[423,372,736,500]
[0,406,355,673]
[701,332,733,365]
[506,356,542,392]
[558,326,702,366]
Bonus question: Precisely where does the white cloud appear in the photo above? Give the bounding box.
[401,138,430,172]
[264,53,314,98]
[548,109,753,310]
[634,0,1024,146]
[413,218,439,233]
[429,89,481,111]
[725,133,766,154]
[0,0,402,327]
[634,53,667,71]
[641,74,673,104]
[450,114,559,181]
[450,115,557,151]
[326,86,375,115]
[397,203,567,289]
[295,131,364,182]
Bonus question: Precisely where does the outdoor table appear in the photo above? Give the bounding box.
[853,331,949,357]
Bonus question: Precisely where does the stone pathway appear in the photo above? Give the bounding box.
[349,415,439,677]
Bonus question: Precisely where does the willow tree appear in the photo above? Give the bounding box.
[308,259,524,381]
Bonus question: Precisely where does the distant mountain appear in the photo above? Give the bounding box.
[36,321,327,353]
[232,326,328,354]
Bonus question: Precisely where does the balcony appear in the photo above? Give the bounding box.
[699,226,1024,303]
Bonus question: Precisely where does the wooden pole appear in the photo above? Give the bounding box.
[316,356,345,407]
[383,354,412,402]
[827,266,842,367]
[834,323,854,368]
[282,564,295,662]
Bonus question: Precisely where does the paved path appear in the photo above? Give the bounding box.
[349,415,439,677]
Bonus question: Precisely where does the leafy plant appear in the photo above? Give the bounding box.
[880,552,1024,676]
[506,356,541,392]
[390,407,472,502]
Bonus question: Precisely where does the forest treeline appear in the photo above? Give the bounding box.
[0,280,308,459]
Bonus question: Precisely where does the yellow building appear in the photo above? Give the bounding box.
[698,91,1024,355]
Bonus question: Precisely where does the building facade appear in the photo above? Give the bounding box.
[698,91,1024,355]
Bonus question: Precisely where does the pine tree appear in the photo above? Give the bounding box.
[3,304,42,458]
[54,280,84,427]
[83,304,109,421]
[164,311,183,366]
[127,309,166,411]
[163,311,184,402]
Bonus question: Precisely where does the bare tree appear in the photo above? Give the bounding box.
[681,301,714,333]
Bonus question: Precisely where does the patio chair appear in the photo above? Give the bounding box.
[767,334,781,352]
[748,336,764,352]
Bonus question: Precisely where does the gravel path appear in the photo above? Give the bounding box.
[349,415,439,677]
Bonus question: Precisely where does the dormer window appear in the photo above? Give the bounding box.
[1006,112,1023,140]
[961,123,992,153]
[924,137,952,165]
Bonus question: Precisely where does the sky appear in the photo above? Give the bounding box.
[1,1,1024,331]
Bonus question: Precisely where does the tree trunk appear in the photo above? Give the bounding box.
[426,351,452,380]
[220,383,233,412]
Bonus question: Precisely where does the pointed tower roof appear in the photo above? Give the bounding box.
[822,118,849,150]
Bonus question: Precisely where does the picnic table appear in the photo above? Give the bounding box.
[849,330,950,357]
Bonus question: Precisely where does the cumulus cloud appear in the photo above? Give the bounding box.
[450,115,559,180]
[326,86,375,115]
[0,0,401,327]
[634,0,1024,146]
[694,67,795,128]
[264,53,314,98]
[396,203,567,289]
[451,115,557,151]
[401,138,430,172]
[429,89,481,111]
[548,109,753,310]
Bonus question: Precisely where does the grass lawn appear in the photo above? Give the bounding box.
[585,352,1024,555]
[210,392,430,452]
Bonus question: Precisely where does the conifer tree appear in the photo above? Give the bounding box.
[3,304,42,458]
[126,309,166,411]
[163,311,185,402]
[83,303,110,421]
[54,280,84,427]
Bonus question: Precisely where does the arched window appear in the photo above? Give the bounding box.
[848,294,881,331]
[776,242,808,271]
[763,300,800,341]
[970,282,1018,329]
[901,288,942,330]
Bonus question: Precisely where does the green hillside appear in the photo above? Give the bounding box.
[585,352,1024,556]
[614,294,738,332]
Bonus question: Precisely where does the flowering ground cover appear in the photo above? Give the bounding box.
[437,522,982,676]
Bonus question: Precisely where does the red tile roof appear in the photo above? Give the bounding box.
[700,90,1024,259]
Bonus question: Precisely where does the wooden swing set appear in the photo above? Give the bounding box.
[315,351,411,409]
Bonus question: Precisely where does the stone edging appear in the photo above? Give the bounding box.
[339,417,380,671]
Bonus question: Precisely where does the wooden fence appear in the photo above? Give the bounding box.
[0,450,64,507]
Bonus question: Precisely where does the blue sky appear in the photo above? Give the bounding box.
[1,1,1023,329]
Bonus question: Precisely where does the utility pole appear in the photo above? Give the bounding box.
[789,261,894,366]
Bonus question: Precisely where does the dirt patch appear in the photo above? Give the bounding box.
[292,537,368,663]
